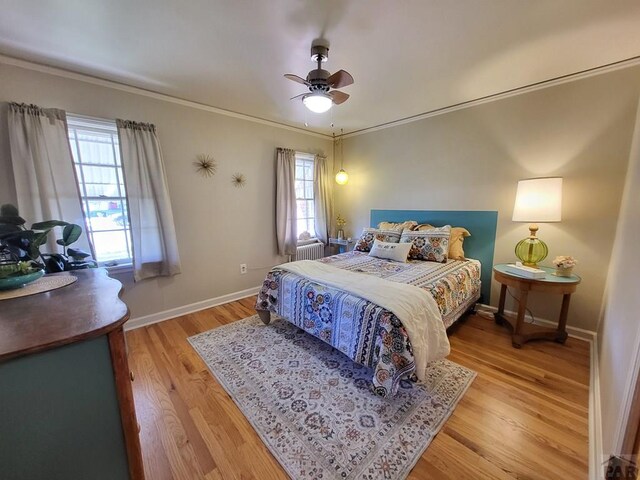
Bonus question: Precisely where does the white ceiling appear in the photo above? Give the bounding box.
[1,1,640,135]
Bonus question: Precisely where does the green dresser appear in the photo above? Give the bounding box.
[0,269,144,480]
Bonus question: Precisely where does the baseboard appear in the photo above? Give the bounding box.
[475,303,602,478]
[589,333,604,480]
[611,329,640,458]
[124,286,261,331]
[475,303,596,341]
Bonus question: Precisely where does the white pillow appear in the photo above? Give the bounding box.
[368,239,412,263]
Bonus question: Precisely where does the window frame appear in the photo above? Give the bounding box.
[294,152,317,243]
[67,114,133,269]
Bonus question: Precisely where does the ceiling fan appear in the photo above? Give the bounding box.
[285,39,354,113]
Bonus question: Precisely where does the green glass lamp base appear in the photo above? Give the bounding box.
[515,236,548,268]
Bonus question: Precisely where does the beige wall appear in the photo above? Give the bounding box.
[598,99,640,459]
[1,61,638,333]
[335,66,640,331]
[0,63,332,319]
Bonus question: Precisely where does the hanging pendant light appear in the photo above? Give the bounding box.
[335,129,348,185]
[335,169,349,185]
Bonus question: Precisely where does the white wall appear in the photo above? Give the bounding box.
[0,62,332,319]
[335,66,640,332]
[598,99,640,459]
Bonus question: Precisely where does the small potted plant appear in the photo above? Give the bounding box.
[0,203,96,275]
[553,256,577,277]
[0,246,43,290]
[336,214,347,240]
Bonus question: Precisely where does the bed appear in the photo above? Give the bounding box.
[256,210,498,397]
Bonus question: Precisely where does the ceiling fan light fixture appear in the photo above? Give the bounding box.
[286,39,353,118]
[303,93,333,113]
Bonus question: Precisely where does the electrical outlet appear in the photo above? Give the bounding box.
[240,263,247,274]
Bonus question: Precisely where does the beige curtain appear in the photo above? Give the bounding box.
[117,119,181,281]
[276,147,297,256]
[7,102,91,254]
[314,154,333,244]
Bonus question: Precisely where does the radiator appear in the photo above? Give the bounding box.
[295,242,325,261]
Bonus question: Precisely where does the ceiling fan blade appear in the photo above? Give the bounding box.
[329,90,350,105]
[284,74,310,86]
[327,70,354,89]
[290,93,307,100]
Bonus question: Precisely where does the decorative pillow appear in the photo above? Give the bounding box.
[413,224,471,260]
[368,239,412,263]
[377,220,418,232]
[400,225,451,262]
[354,228,401,252]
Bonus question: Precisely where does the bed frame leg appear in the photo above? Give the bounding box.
[256,309,271,325]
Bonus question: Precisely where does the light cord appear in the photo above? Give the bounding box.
[340,128,344,169]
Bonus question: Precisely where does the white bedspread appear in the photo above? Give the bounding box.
[277,260,450,380]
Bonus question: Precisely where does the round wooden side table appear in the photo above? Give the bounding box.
[492,264,581,348]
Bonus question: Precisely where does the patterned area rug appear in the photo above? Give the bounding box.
[189,315,476,479]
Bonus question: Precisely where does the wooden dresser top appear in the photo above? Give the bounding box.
[0,269,129,361]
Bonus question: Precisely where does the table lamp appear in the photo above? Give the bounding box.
[512,177,562,267]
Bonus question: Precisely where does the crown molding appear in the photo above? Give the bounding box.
[342,55,640,139]
[2,53,639,140]
[0,54,332,140]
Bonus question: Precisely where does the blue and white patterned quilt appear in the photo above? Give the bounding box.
[256,251,480,396]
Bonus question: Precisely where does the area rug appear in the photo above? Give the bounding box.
[189,315,476,479]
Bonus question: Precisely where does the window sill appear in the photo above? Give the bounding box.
[297,238,321,247]
[104,263,134,275]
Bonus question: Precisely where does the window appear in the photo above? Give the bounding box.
[295,153,315,238]
[67,115,132,266]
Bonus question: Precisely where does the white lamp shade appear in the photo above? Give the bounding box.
[303,93,333,113]
[512,177,563,222]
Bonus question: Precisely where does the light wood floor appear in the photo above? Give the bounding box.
[126,296,590,479]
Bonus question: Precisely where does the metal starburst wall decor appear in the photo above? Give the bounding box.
[232,173,246,187]
[194,154,217,177]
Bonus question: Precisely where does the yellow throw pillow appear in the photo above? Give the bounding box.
[377,220,417,232]
[413,224,435,231]
[413,224,471,260]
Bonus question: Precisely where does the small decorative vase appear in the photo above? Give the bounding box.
[555,266,574,277]
[337,229,344,240]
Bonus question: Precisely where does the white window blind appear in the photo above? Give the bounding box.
[67,115,132,266]
[295,152,316,238]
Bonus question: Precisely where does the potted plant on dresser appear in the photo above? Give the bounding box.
[0,203,96,290]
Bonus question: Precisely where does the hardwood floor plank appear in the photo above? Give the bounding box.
[128,334,176,480]
[448,346,588,416]
[190,407,244,480]
[130,329,208,479]
[204,469,224,480]
[411,432,514,480]
[127,296,590,479]
[458,390,587,471]
[469,375,588,438]
[456,316,590,363]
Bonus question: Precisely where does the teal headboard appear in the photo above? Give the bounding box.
[370,209,498,303]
